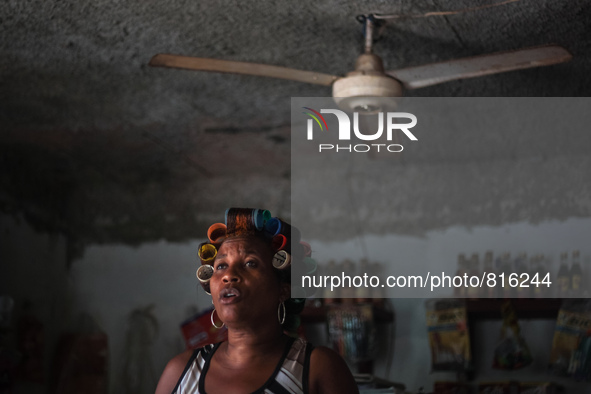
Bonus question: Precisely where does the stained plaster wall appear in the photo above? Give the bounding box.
[3,97,591,391]
[0,214,69,394]
[3,213,591,393]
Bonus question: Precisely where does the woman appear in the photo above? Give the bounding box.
[156,208,359,394]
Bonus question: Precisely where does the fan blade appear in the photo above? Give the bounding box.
[386,45,572,89]
[149,54,339,86]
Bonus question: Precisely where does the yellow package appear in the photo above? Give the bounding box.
[549,299,591,379]
[426,299,472,372]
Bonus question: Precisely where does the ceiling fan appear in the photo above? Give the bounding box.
[149,14,572,112]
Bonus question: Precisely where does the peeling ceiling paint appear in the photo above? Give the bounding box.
[1,0,590,253]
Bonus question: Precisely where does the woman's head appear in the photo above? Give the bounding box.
[209,236,290,328]
[196,208,312,333]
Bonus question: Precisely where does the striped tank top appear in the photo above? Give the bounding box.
[173,337,313,394]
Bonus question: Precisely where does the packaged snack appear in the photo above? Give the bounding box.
[477,381,559,394]
[519,382,560,394]
[549,299,591,379]
[426,299,472,372]
[327,303,376,363]
[492,301,533,370]
[478,381,519,394]
[434,381,471,394]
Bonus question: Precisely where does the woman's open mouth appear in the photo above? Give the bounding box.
[219,287,242,304]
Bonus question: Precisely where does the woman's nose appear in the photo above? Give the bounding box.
[222,265,241,283]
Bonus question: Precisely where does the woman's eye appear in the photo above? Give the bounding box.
[215,263,226,270]
[245,260,257,267]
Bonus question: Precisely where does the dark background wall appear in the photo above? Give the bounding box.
[2,1,591,393]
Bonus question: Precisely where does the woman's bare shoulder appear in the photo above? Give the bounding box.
[155,348,195,394]
[309,346,359,394]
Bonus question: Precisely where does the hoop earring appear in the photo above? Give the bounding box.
[278,301,286,325]
[211,308,224,329]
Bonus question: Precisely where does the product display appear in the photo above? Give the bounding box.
[492,301,533,370]
[180,308,228,349]
[433,381,471,394]
[317,260,387,304]
[327,303,376,364]
[478,381,560,394]
[426,299,472,372]
[451,250,587,298]
[549,299,591,380]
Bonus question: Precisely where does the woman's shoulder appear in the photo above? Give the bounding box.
[155,348,194,394]
[309,346,359,394]
[155,343,218,394]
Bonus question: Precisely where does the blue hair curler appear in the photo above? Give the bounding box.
[264,217,281,238]
[252,209,271,231]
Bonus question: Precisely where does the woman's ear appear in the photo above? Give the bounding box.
[279,282,291,302]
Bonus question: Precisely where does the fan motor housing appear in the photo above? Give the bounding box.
[332,53,403,113]
[333,74,403,99]
[332,74,403,113]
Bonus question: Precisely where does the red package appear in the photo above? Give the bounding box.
[181,308,227,349]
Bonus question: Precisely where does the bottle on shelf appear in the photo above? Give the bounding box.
[499,252,513,298]
[556,252,570,298]
[539,254,552,298]
[454,253,467,298]
[370,261,386,307]
[583,254,591,298]
[481,251,497,298]
[466,253,481,299]
[340,259,356,303]
[570,250,583,297]
[355,258,372,304]
[323,260,340,304]
[530,254,543,298]
[514,252,529,299]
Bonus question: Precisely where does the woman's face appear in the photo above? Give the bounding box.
[210,236,289,327]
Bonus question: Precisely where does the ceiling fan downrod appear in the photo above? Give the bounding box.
[356,14,383,54]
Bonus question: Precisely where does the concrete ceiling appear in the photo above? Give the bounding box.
[1,0,590,256]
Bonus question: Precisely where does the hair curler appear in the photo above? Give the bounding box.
[303,257,317,274]
[198,243,217,264]
[252,209,272,231]
[207,223,227,244]
[271,234,287,251]
[196,264,214,283]
[196,265,214,295]
[264,218,302,244]
[300,241,312,257]
[272,250,291,270]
